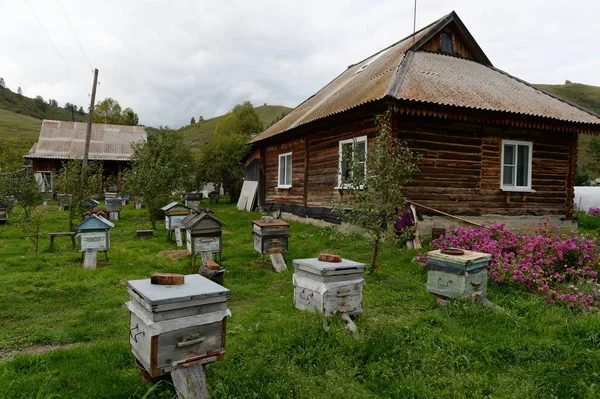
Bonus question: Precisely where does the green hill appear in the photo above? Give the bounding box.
[0,86,87,123]
[0,108,42,156]
[536,82,600,174]
[176,105,292,152]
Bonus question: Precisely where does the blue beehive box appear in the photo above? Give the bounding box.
[75,215,115,252]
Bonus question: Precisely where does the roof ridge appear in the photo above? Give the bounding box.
[386,51,415,97]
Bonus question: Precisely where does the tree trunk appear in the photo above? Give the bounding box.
[370,235,381,270]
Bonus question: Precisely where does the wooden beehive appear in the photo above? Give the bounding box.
[426,249,492,299]
[181,192,203,208]
[292,257,366,316]
[161,202,191,231]
[74,215,114,252]
[126,274,231,377]
[0,207,7,225]
[105,197,122,212]
[252,219,289,254]
[181,211,224,256]
[57,193,72,211]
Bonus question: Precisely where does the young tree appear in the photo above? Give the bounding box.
[190,117,196,124]
[17,87,23,95]
[0,77,6,89]
[78,106,84,115]
[199,116,204,122]
[124,128,195,229]
[34,96,47,111]
[0,170,45,254]
[54,159,103,230]
[333,110,421,270]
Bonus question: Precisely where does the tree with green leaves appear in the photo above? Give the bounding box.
[0,140,24,173]
[0,170,45,255]
[78,106,84,115]
[124,128,195,229]
[190,117,196,124]
[197,101,262,199]
[17,87,22,95]
[333,110,421,270]
[0,77,5,89]
[93,98,139,125]
[54,159,103,230]
[199,116,204,122]
[34,95,46,111]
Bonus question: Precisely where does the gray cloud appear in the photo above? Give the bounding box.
[1,0,598,129]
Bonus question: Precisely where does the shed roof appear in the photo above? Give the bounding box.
[250,11,600,143]
[25,120,147,161]
[181,212,224,229]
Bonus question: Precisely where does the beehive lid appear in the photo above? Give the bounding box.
[252,219,289,227]
[127,274,230,306]
[427,249,492,265]
[181,212,224,229]
[293,258,366,276]
[161,201,190,212]
[74,214,114,231]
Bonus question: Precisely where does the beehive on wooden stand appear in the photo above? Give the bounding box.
[426,249,492,300]
[181,210,224,265]
[125,274,231,379]
[57,193,72,211]
[161,202,191,233]
[252,218,289,255]
[74,215,114,268]
[105,197,122,221]
[181,192,203,208]
[293,257,366,316]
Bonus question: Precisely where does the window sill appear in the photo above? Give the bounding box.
[501,187,536,193]
[276,186,292,190]
[335,186,365,190]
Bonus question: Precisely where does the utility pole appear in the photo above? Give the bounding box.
[83,68,98,168]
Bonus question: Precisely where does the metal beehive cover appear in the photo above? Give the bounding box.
[427,249,492,266]
[293,258,366,276]
[127,274,230,307]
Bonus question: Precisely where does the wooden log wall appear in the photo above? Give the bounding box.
[397,116,576,216]
[261,106,577,219]
[420,28,476,61]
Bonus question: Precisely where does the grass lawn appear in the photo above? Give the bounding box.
[1,203,600,398]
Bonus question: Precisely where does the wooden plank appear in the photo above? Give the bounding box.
[83,250,97,269]
[175,228,183,247]
[171,362,210,399]
[270,253,287,273]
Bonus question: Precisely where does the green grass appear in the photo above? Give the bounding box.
[175,105,291,155]
[1,203,600,398]
[0,87,87,123]
[0,109,42,157]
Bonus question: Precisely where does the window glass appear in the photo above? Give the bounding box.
[503,144,515,166]
[339,137,367,187]
[501,141,531,189]
[285,155,292,186]
[503,165,514,185]
[516,145,529,187]
[278,153,292,187]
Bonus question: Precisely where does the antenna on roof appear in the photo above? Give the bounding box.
[412,0,417,42]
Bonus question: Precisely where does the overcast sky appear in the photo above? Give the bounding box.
[1,0,598,129]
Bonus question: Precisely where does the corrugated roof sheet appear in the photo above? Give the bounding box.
[24,120,147,161]
[250,12,600,143]
[395,52,600,124]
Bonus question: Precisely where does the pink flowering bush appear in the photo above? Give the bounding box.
[419,220,600,310]
[588,208,600,216]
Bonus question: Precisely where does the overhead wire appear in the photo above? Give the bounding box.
[56,0,94,71]
[24,0,78,81]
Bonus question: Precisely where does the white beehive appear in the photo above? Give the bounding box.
[126,274,231,378]
[161,202,191,231]
[293,258,366,316]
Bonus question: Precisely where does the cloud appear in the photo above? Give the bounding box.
[1,0,598,128]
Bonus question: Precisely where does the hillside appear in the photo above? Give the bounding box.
[0,86,87,123]
[176,105,292,152]
[0,108,41,156]
[536,82,600,174]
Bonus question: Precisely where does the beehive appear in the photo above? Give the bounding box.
[0,207,7,224]
[181,211,224,257]
[126,274,231,377]
[161,202,191,231]
[74,215,114,252]
[105,197,122,212]
[293,257,366,316]
[181,192,203,208]
[426,249,492,299]
[252,219,289,254]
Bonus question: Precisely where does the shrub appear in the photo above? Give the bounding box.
[418,220,600,310]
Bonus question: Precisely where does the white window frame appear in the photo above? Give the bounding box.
[338,136,367,189]
[277,152,292,189]
[500,140,534,192]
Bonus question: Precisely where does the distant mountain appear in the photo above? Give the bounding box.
[175,105,292,153]
[535,82,600,172]
[0,86,87,122]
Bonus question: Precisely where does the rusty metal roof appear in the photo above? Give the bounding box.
[395,52,600,124]
[24,120,147,161]
[250,12,600,143]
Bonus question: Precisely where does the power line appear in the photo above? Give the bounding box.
[56,0,94,71]
[24,0,78,81]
